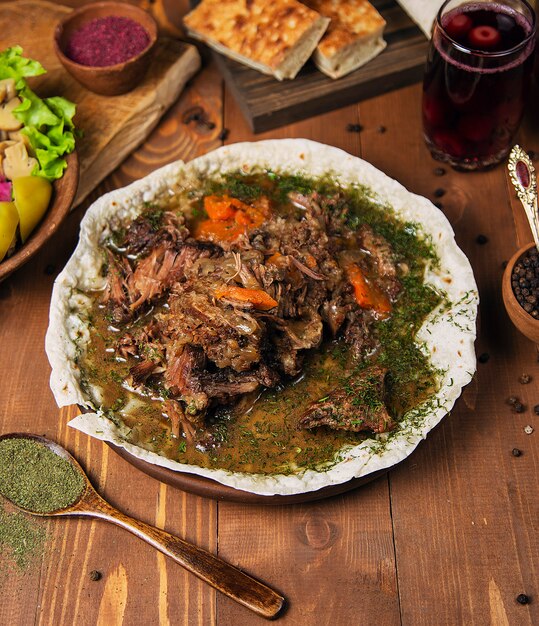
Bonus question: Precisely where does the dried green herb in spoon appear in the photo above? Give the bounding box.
[0,437,85,513]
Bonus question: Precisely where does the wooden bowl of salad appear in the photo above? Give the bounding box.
[0,46,79,281]
[0,152,79,281]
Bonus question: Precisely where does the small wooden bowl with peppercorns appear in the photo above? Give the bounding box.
[53,1,158,96]
[502,242,539,344]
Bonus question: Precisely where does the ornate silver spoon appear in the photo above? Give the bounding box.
[508,145,539,251]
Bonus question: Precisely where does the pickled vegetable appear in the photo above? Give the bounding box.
[12,176,52,242]
[0,201,19,261]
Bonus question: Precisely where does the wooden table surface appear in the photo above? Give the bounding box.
[1,2,539,625]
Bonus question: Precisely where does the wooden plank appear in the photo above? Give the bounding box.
[216,89,401,625]
[0,0,201,207]
[98,60,226,195]
[217,484,400,626]
[358,83,539,626]
[206,0,428,133]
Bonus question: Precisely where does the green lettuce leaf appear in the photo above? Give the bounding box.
[34,148,68,180]
[0,46,45,88]
[47,123,76,154]
[14,86,59,129]
[0,47,77,181]
[44,97,76,130]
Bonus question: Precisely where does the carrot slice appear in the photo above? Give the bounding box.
[234,210,252,226]
[203,195,244,221]
[194,195,271,243]
[193,219,243,242]
[266,252,284,266]
[215,285,278,310]
[345,263,391,317]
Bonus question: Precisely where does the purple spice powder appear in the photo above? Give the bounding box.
[65,16,150,67]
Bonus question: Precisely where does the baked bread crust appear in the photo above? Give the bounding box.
[305,0,387,79]
[183,0,330,80]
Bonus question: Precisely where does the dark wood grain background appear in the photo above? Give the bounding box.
[0,1,538,624]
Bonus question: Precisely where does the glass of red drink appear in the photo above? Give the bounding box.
[422,0,536,170]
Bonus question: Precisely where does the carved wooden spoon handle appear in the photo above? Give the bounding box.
[88,496,285,619]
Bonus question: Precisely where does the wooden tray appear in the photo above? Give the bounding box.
[1,0,201,207]
[209,0,429,133]
[108,441,388,504]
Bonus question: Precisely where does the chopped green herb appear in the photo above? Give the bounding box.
[0,503,46,570]
[0,438,85,513]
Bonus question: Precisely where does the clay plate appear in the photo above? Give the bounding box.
[0,151,79,282]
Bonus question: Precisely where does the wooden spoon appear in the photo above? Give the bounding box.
[0,433,285,620]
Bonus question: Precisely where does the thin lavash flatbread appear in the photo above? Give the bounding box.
[396,0,444,37]
[45,139,478,496]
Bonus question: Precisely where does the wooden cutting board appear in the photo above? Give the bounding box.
[206,0,428,133]
[1,0,201,206]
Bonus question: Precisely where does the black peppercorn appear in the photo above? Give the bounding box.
[181,106,204,124]
[44,264,56,275]
[478,353,490,363]
[512,248,539,318]
[377,125,387,134]
[89,570,102,581]
[534,404,539,415]
[513,402,525,413]
[182,106,217,131]
[433,188,446,198]
[476,234,489,245]
[346,123,363,132]
[218,128,230,141]
[516,594,530,605]
[512,448,522,457]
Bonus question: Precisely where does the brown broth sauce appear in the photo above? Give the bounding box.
[78,172,442,475]
[81,304,436,474]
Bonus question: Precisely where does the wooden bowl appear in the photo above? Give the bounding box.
[0,152,79,282]
[54,2,158,96]
[502,242,539,343]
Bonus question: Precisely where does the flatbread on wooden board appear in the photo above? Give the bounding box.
[45,139,478,496]
[305,0,387,79]
[183,0,330,80]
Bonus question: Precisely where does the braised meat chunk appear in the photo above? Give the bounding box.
[298,366,395,434]
[101,185,404,443]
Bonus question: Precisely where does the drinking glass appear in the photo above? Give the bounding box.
[422,0,536,170]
